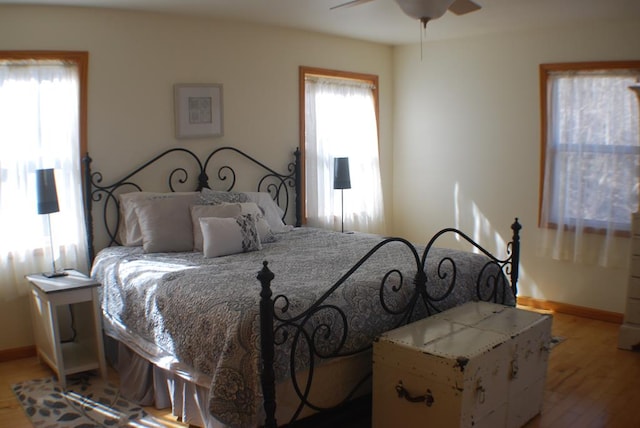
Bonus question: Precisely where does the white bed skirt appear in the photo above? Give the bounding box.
[105,335,372,427]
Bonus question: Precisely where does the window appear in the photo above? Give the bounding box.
[299,66,386,234]
[0,51,89,298]
[539,61,640,266]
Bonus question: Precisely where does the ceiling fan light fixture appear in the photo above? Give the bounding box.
[394,0,454,22]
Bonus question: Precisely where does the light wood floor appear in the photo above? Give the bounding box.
[1,309,639,427]
[522,311,640,428]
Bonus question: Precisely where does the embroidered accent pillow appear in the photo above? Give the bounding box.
[238,202,277,243]
[198,189,250,205]
[200,214,262,258]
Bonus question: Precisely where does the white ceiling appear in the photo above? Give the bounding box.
[7,0,640,45]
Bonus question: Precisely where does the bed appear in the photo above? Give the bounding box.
[83,146,521,427]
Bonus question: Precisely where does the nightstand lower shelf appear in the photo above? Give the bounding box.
[36,340,103,377]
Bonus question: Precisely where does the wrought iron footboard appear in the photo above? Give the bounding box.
[258,218,521,427]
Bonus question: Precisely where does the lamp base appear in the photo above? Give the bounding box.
[42,270,68,278]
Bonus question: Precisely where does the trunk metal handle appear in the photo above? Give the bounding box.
[395,381,435,407]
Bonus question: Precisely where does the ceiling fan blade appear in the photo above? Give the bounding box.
[448,0,481,15]
[330,0,375,10]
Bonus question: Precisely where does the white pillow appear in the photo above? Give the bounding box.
[238,202,277,243]
[118,191,198,246]
[135,197,194,253]
[200,214,262,258]
[190,203,242,252]
[244,192,289,232]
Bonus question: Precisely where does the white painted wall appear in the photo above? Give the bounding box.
[2,4,638,352]
[0,5,393,350]
[393,19,640,315]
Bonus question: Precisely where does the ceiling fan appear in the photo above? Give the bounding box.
[332,0,481,28]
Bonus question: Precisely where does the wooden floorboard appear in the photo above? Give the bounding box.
[0,309,638,427]
[522,310,640,428]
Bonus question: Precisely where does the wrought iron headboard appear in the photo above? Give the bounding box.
[82,146,301,261]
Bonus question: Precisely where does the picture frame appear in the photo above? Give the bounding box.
[174,83,223,139]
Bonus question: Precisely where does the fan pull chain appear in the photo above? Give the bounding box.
[419,18,430,61]
[420,20,424,61]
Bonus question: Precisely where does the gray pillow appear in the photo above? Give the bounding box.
[118,191,198,246]
[135,196,195,253]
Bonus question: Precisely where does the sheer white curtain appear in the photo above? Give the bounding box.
[0,60,88,299]
[305,76,386,234]
[538,70,640,267]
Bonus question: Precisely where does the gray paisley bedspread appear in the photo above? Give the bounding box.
[91,227,515,427]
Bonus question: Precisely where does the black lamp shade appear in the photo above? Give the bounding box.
[36,168,60,214]
[333,157,351,190]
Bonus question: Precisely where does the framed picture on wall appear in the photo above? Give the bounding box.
[174,83,223,138]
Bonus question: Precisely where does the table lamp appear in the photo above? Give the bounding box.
[333,157,351,233]
[36,168,67,278]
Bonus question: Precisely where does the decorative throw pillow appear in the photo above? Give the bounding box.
[135,196,195,253]
[118,191,198,246]
[200,214,262,258]
[190,203,243,252]
[200,188,291,232]
[238,202,277,243]
[199,188,250,205]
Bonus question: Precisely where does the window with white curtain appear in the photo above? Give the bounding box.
[539,62,640,267]
[301,67,386,234]
[0,53,89,299]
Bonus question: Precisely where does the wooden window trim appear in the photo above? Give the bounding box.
[538,60,640,235]
[298,66,379,224]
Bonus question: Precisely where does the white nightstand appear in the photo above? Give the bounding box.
[26,270,108,388]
